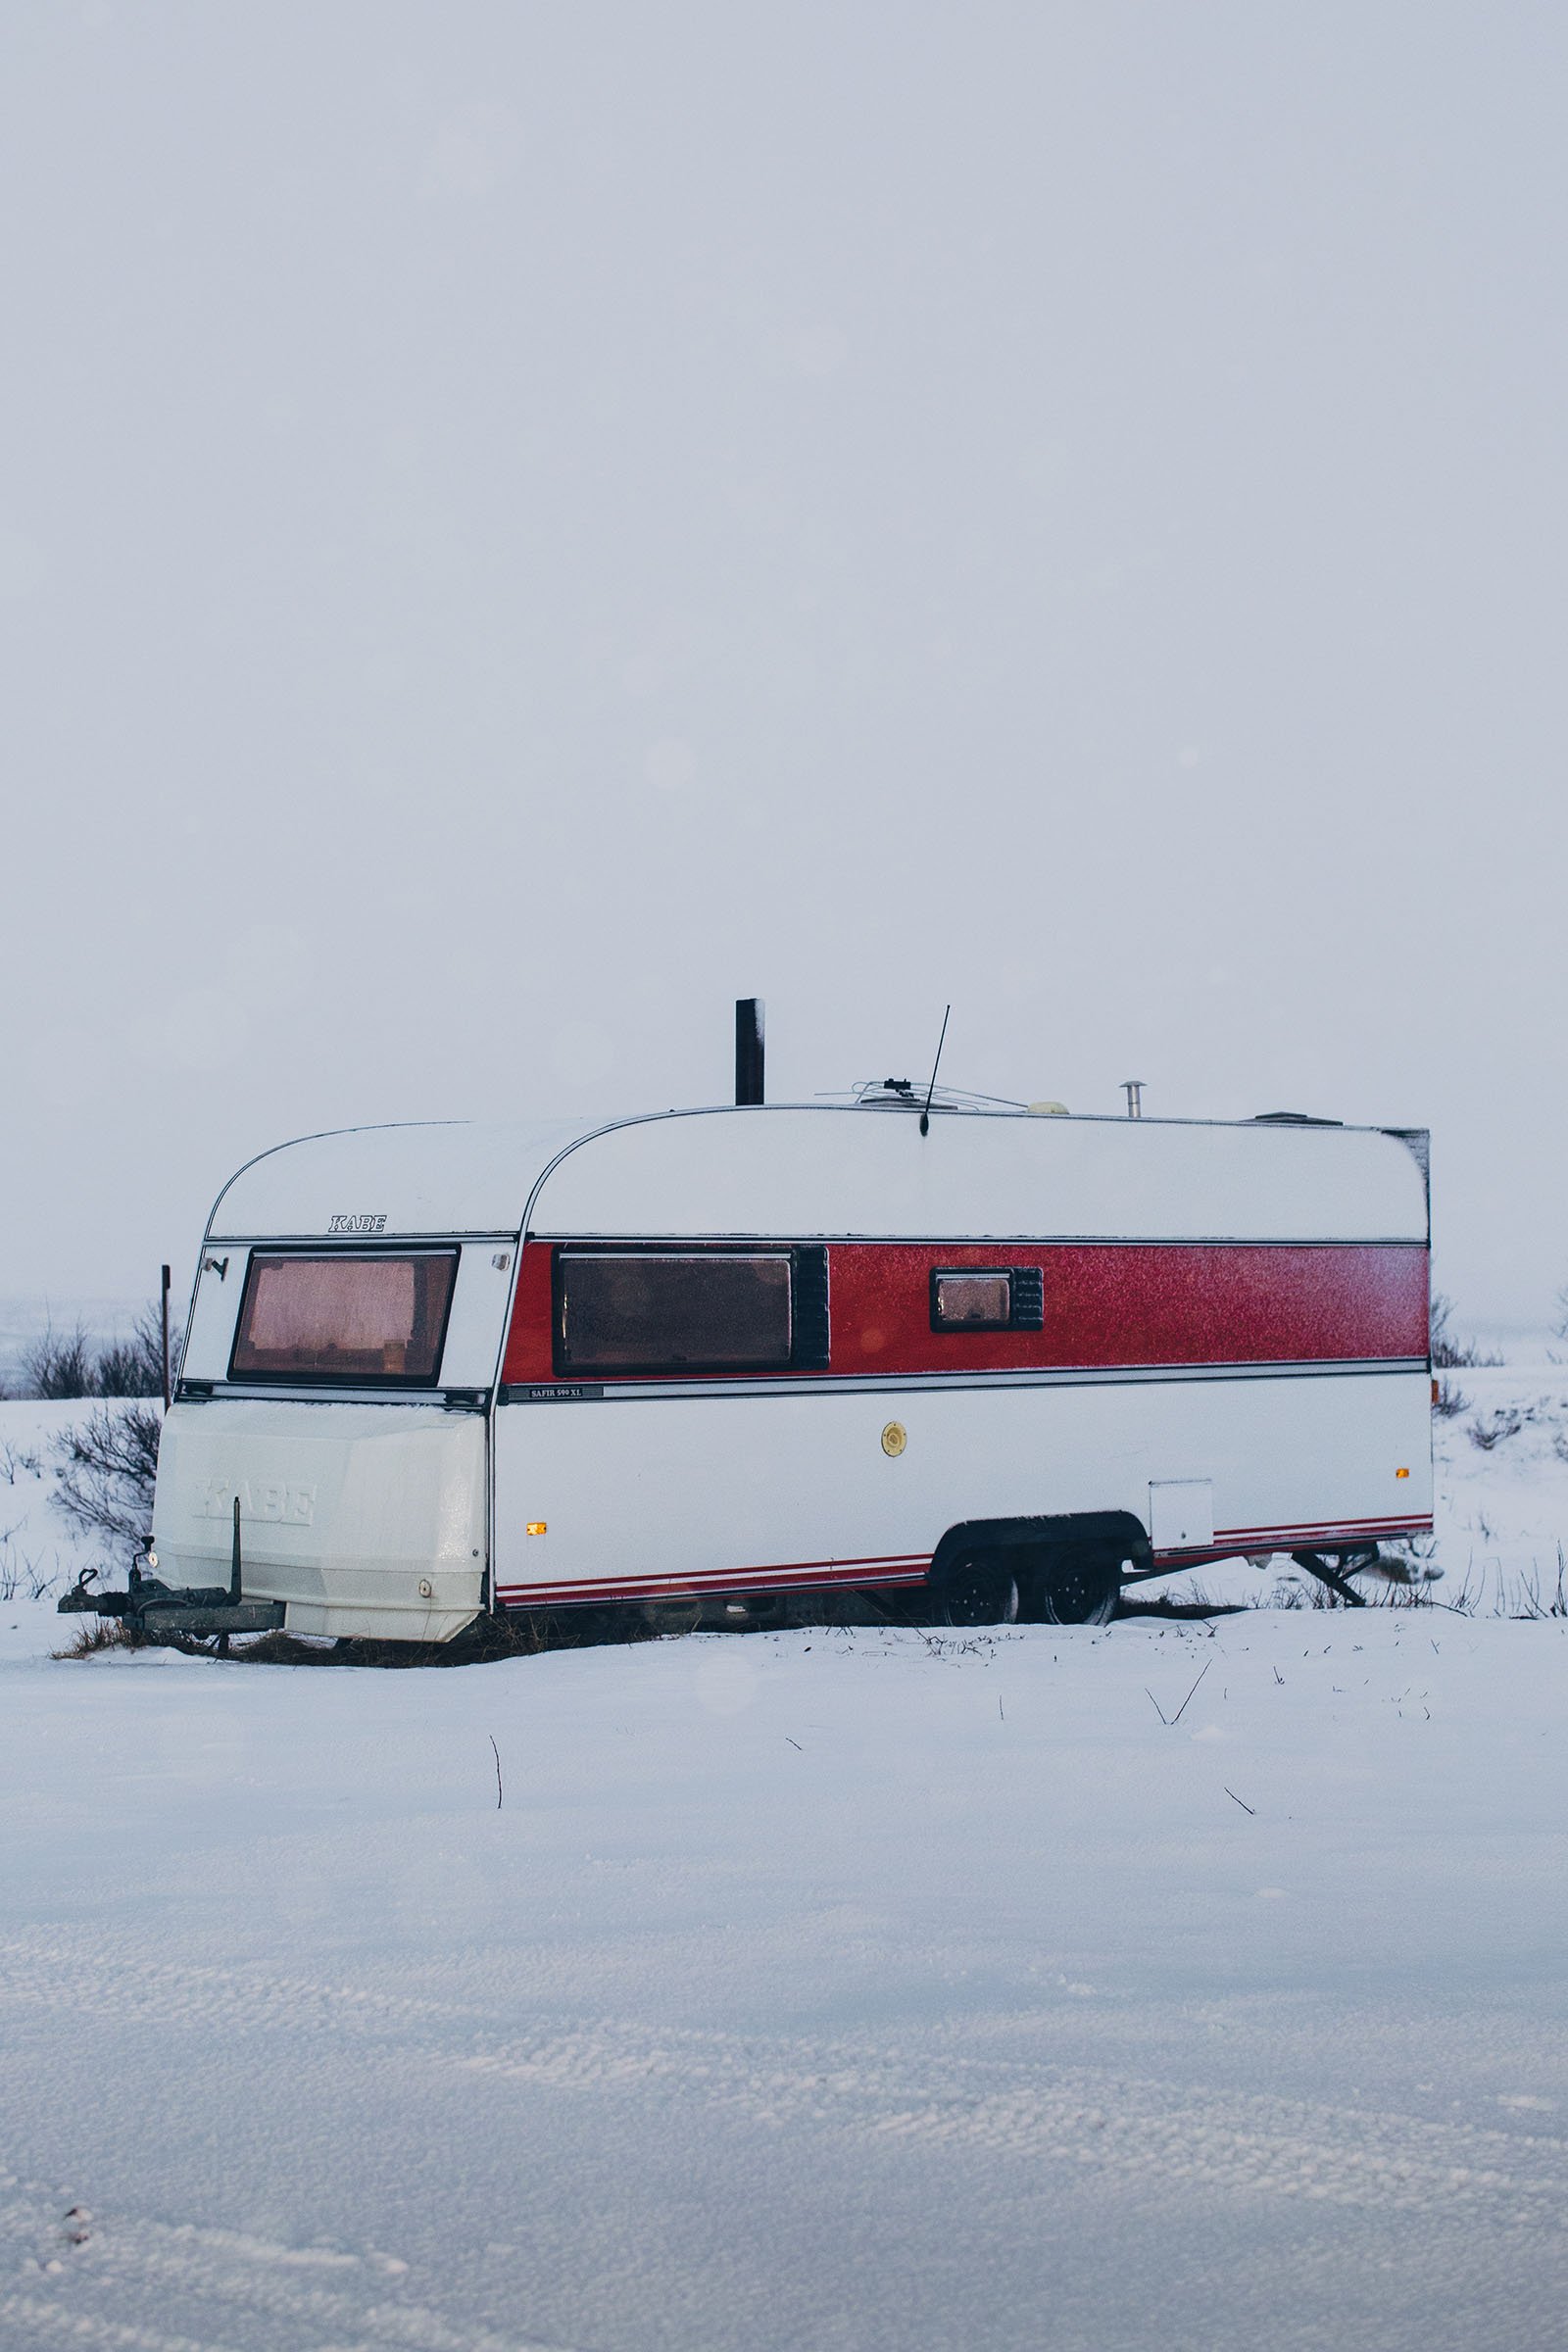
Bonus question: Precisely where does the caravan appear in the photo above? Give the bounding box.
[67,1056,1434,1644]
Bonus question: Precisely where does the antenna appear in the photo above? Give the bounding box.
[919,1004,952,1137]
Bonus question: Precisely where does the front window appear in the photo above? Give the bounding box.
[229,1250,459,1386]
[557,1252,793,1374]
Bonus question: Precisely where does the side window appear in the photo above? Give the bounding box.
[557,1251,805,1375]
[930,1266,1044,1333]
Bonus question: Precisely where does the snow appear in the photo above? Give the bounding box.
[4,1394,1568,2348]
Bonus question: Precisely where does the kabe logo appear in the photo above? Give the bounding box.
[201,1478,316,1527]
[328,1213,387,1235]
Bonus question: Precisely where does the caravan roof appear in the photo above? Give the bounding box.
[207,1105,1430,1248]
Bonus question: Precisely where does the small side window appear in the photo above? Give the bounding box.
[930,1266,1044,1333]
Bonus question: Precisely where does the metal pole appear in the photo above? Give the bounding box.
[1121,1080,1145,1119]
[160,1264,172,1411]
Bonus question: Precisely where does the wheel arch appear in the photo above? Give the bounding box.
[928,1510,1151,1583]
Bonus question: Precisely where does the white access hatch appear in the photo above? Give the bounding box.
[1148,1479,1215,1551]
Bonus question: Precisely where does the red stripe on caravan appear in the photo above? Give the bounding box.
[495,1565,930,1605]
[496,1520,1436,1606]
[501,1239,1429,1386]
[1156,1517,1434,1564]
[1215,1514,1434,1544]
[495,1553,929,1599]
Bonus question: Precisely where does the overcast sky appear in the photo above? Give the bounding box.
[2,3,1563,1322]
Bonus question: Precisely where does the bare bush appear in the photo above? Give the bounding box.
[22,1323,99,1399]
[1433,1377,1470,1419]
[51,1404,162,1551]
[16,1300,178,1401]
[1470,1407,1523,1451]
[1430,1293,1500,1371]
[94,1301,179,1398]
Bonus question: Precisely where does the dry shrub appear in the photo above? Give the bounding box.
[1430,1293,1499,1371]
[20,1301,179,1401]
[51,1404,162,1551]
[52,1618,150,1659]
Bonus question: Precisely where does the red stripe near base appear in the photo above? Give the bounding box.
[496,1517,1435,1606]
[496,1560,929,1607]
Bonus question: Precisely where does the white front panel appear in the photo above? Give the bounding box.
[153,1399,487,1640]
[179,1241,514,1392]
[492,1368,1431,1602]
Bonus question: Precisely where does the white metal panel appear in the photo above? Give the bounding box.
[1148,1479,1215,1549]
[436,1241,518,1388]
[152,1399,487,1642]
[492,1367,1432,1600]
[181,1249,247,1381]
[204,1106,1428,1250]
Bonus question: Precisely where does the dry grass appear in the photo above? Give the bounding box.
[52,1618,150,1658]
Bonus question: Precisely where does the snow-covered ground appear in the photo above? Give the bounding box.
[4,1391,1568,2349]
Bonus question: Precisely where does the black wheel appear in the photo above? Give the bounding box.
[1025,1548,1120,1626]
[932,1552,1019,1628]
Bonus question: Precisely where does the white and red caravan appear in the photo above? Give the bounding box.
[123,1093,1434,1644]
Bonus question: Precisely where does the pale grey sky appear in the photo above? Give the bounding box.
[2,4,1562,1320]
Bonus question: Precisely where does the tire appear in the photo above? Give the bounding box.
[1029,1549,1120,1626]
[932,1552,1020,1628]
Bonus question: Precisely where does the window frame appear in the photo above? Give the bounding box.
[552,1246,808,1378]
[929,1265,1045,1334]
[226,1245,461,1391]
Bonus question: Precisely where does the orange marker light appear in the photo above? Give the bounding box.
[1395,1468,1410,1480]
[526,1521,548,1536]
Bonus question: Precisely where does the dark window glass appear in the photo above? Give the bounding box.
[230,1251,458,1385]
[558,1253,792,1373]
[933,1271,1013,1329]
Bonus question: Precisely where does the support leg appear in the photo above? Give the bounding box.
[1290,1548,1371,1607]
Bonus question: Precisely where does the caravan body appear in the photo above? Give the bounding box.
[151,1102,1433,1642]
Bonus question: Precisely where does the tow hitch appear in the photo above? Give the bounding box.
[57,1498,285,1641]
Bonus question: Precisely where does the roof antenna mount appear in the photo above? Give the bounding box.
[919,1005,952,1138]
